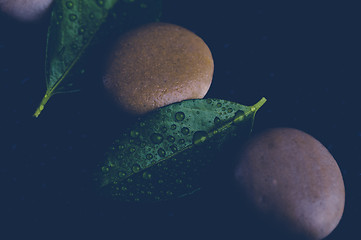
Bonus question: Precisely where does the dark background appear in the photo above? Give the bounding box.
[1,0,360,239]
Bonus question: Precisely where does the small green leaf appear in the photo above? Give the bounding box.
[95,97,267,202]
[33,0,162,117]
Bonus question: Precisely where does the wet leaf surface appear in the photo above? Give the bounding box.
[96,97,266,201]
[33,0,161,117]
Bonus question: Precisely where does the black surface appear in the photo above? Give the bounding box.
[1,1,360,239]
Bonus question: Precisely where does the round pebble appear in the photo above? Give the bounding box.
[234,128,345,240]
[102,22,214,115]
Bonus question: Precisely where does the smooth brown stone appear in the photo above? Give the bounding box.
[234,128,345,240]
[103,22,214,115]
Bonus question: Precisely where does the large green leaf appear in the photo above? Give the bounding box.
[33,0,162,117]
[95,97,267,202]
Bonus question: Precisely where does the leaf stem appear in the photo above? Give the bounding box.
[253,97,267,111]
[33,90,52,118]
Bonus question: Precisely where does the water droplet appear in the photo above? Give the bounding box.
[186,184,192,189]
[181,127,190,135]
[222,107,226,111]
[161,126,167,133]
[89,13,95,19]
[57,14,63,20]
[175,112,185,122]
[166,191,173,196]
[127,178,133,183]
[142,172,152,180]
[170,145,178,152]
[216,102,222,108]
[170,124,177,130]
[167,135,175,143]
[65,1,73,9]
[192,131,208,145]
[233,110,245,124]
[146,154,153,160]
[214,117,221,125]
[96,0,104,7]
[206,99,212,104]
[118,171,126,178]
[78,27,85,35]
[150,133,163,144]
[176,179,182,184]
[69,14,77,21]
[158,179,164,184]
[178,139,185,145]
[139,122,145,127]
[128,147,136,153]
[132,164,141,173]
[121,186,127,191]
[101,166,109,173]
[227,108,233,113]
[251,106,256,112]
[130,130,140,138]
[158,148,166,157]
[147,191,152,195]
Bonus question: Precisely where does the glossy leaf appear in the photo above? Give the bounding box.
[33,0,162,117]
[95,97,267,202]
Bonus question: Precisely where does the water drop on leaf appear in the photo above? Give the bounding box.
[66,1,74,9]
[69,14,77,21]
[150,133,163,144]
[175,112,185,122]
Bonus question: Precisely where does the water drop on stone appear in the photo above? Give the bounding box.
[171,124,177,130]
[146,154,153,160]
[216,103,222,108]
[158,148,166,157]
[65,1,73,9]
[227,108,233,113]
[132,164,141,173]
[69,14,77,21]
[214,117,221,125]
[192,131,208,145]
[178,139,185,145]
[175,112,185,122]
[150,133,163,144]
[181,127,190,135]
